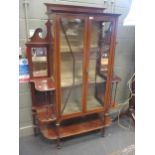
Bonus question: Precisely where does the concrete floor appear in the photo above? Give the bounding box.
[19,118,135,155]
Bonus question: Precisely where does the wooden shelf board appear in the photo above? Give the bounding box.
[32,103,50,111]
[36,105,56,123]
[61,74,105,88]
[32,56,47,62]
[33,70,48,77]
[30,77,56,91]
[41,116,112,140]
[61,96,103,115]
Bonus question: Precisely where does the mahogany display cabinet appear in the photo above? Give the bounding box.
[26,3,120,147]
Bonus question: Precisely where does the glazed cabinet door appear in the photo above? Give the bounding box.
[58,15,86,116]
[86,16,115,112]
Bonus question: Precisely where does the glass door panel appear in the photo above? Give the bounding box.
[87,20,112,111]
[60,16,84,115]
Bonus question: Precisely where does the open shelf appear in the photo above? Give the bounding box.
[41,115,112,140]
[33,70,48,77]
[36,104,56,123]
[32,56,47,62]
[30,77,55,92]
[32,102,50,111]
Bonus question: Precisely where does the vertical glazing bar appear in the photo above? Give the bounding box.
[82,17,91,113]
[104,18,118,113]
[113,82,118,106]
[53,15,61,120]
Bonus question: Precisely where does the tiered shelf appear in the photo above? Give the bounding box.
[36,104,56,123]
[30,77,55,92]
[30,77,56,123]
[41,115,112,140]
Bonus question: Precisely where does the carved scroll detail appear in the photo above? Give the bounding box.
[27,20,52,44]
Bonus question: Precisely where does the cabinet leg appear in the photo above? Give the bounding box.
[100,128,105,137]
[34,125,40,136]
[56,138,61,149]
[56,122,61,149]
[32,112,39,136]
[34,127,38,136]
[113,116,118,122]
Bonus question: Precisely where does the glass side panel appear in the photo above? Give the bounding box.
[31,47,48,77]
[87,21,112,111]
[60,17,84,115]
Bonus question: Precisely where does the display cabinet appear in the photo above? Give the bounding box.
[26,3,120,147]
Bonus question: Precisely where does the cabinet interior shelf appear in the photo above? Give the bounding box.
[60,46,99,52]
[62,96,104,115]
[61,72,106,88]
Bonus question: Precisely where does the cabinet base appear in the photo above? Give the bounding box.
[40,114,112,140]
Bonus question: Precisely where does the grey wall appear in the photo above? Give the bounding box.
[19,0,135,137]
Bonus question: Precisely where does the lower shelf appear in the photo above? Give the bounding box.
[36,104,56,123]
[40,115,112,140]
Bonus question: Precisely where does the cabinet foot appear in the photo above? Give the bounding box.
[34,128,38,136]
[100,128,105,137]
[56,122,61,149]
[56,139,61,149]
[34,126,40,136]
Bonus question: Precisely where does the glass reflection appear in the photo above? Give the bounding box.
[31,47,48,77]
[60,17,84,115]
[87,21,112,111]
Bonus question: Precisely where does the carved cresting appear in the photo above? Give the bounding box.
[26,20,53,78]
[27,20,52,44]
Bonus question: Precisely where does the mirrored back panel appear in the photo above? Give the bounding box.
[31,47,48,77]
